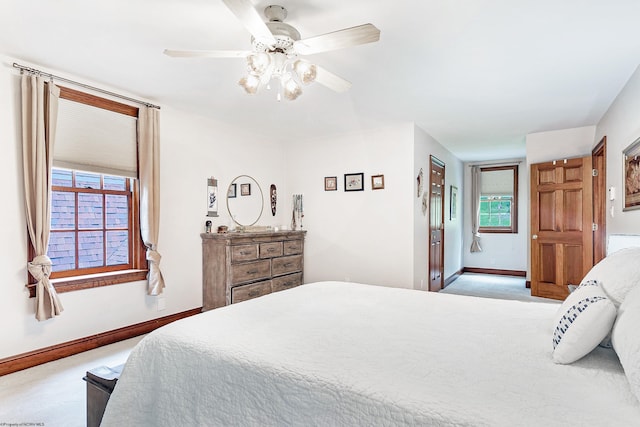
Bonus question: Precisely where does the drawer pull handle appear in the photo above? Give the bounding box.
[246,270,258,274]
[267,248,276,252]
[240,251,251,255]
[248,290,260,297]
[284,263,293,268]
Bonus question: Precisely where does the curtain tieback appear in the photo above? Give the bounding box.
[146,248,162,265]
[28,255,53,282]
[146,248,165,296]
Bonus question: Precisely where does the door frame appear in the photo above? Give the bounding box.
[592,136,607,264]
[428,155,445,291]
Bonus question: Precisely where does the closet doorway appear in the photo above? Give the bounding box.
[429,156,445,292]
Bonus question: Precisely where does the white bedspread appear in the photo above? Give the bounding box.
[102,282,640,426]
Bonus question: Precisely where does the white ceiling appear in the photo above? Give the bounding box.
[2,0,640,161]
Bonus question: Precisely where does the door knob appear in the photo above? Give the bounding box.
[532,234,538,240]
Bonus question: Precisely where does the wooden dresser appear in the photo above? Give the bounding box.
[201,230,306,311]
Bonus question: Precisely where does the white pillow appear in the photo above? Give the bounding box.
[612,284,640,402]
[582,247,640,306]
[552,281,617,364]
[551,280,601,331]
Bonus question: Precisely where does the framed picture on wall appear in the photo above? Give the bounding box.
[227,183,237,198]
[450,185,458,220]
[624,137,640,211]
[324,176,337,191]
[241,183,251,196]
[371,174,385,190]
[344,173,364,191]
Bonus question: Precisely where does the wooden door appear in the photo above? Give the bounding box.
[530,156,593,300]
[429,156,445,292]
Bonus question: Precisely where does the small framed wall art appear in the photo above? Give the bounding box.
[241,183,251,196]
[371,174,385,190]
[623,136,640,211]
[450,185,458,220]
[227,183,237,198]
[325,176,337,191]
[344,173,364,192]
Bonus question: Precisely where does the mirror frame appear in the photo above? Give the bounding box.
[226,175,264,227]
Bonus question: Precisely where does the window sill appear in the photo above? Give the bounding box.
[26,269,148,298]
[479,228,518,234]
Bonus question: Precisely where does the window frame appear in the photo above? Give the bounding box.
[26,87,147,297]
[478,165,519,234]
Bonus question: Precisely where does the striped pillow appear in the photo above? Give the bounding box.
[552,281,616,364]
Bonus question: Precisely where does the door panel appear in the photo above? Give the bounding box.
[429,156,445,292]
[531,156,593,300]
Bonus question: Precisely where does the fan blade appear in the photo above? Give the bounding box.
[164,49,249,58]
[314,66,352,93]
[221,0,276,46]
[294,23,380,55]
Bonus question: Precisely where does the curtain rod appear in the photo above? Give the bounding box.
[13,63,160,110]
[467,160,522,167]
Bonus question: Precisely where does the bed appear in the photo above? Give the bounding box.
[101,237,640,427]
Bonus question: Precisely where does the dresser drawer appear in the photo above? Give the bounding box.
[272,255,303,276]
[283,239,303,255]
[231,244,258,262]
[259,242,283,258]
[231,280,272,303]
[272,272,302,293]
[230,259,271,284]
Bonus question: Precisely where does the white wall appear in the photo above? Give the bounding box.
[595,64,640,237]
[462,159,528,272]
[285,123,464,291]
[0,58,290,359]
[413,125,464,289]
[525,126,596,165]
[285,123,415,288]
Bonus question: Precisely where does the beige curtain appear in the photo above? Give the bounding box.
[138,106,165,295]
[21,74,64,321]
[470,166,483,253]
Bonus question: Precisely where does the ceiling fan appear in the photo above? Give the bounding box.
[164,0,380,101]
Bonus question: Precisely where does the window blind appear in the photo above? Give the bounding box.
[54,98,138,177]
[481,169,513,196]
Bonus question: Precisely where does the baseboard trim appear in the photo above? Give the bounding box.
[462,267,526,277]
[443,269,464,288]
[0,307,201,376]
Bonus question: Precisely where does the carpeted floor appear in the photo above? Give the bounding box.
[0,336,143,427]
[440,273,559,303]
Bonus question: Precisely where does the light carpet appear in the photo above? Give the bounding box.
[0,336,143,427]
[440,273,559,303]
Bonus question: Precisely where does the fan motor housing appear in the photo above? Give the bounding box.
[252,6,301,55]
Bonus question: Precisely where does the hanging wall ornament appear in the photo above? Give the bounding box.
[422,192,428,216]
[417,168,424,198]
[207,177,219,217]
[270,184,277,216]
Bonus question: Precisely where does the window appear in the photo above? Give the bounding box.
[49,168,134,277]
[27,87,147,297]
[478,165,518,233]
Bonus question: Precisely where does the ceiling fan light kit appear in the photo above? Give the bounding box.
[165,0,380,101]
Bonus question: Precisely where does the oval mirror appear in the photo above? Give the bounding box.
[226,175,264,227]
